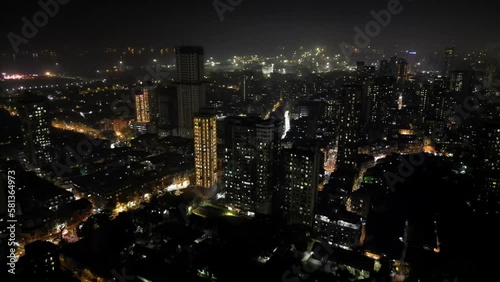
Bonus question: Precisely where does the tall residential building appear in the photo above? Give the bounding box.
[394,82,420,128]
[396,58,409,83]
[135,85,154,123]
[480,119,500,215]
[369,76,397,127]
[17,94,53,169]
[379,60,393,77]
[443,47,455,77]
[451,70,473,101]
[389,56,399,77]
[417,82,431,124]
[242,71,261,102]
[361,66,376,83]
[337,85,362,170]
[406,50,417,74]
[223,116,283,215]
[429,76,451,121]
[281,141,322,226]
[176,46,206,138]
[291,101,323,139]
[133,83,157,135]
[360,68,375,141]
[356,61,365,75]
[157,86,178,132]
[194,108,218,189]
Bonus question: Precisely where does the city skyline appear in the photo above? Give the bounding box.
[1,1,500,282]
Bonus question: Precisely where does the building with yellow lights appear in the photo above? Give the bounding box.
[134,84,157,135]
[194,108,218,189]
[135,86,152,123]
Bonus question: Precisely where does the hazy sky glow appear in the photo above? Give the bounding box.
[2,0,499,56]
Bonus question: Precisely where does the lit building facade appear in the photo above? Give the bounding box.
[133,84,157,135]
[223,116,283,215]
[337,85,362,170]
[281,142,322,226]
[17,94,53,169]
[430,76,451,121]
[369,76,396,127]
[135,86,153,123]
[313,211,366,250]
[194,108,218,189]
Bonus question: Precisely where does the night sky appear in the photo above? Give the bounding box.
[2,0,500,57]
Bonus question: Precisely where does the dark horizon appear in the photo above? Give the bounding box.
[2,0,500,58]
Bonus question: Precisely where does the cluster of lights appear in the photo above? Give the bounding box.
[5,80,102,92]
[2,73,39,80]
